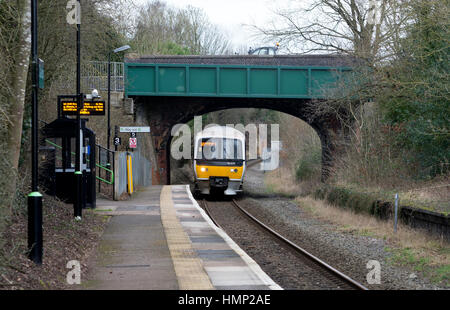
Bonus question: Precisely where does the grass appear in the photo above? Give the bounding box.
[264,167,319,197]
[297,196,450,287]
[262,148,450,286]
[386,247,430,271]
[433,265,450,283]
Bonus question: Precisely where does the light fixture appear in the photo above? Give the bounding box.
[113,45,131,53]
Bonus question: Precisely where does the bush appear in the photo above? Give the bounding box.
[315,186,381,216]
[295,149,321,181]
[379,0,449,178]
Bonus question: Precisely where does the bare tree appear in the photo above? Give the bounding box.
[131,1,233,55]
[0,0,31,210]
[184,5,232,55]
[254,0,411,62]
[0,0,130,214]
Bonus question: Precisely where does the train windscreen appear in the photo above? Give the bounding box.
[196,138,243,160]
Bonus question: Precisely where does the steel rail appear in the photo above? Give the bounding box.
[201,200,222,229]
[246,158,262,168]
[229,199,369,290]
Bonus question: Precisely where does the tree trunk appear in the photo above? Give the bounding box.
[3,0,31,210]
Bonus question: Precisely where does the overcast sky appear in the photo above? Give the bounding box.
[135,0,303,50]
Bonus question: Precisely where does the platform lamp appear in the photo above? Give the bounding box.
[107,45,130,165]
[28,0,42,264]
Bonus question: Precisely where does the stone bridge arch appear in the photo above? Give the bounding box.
[134,96,342,185]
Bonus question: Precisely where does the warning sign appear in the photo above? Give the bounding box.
[129,137,137,149]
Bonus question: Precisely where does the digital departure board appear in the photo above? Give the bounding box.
[61,100,105,116]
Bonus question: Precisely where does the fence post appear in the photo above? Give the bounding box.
[394,193,399,233]
[127,152,134,194]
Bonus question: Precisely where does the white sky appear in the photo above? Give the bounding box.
[135,0,301,50]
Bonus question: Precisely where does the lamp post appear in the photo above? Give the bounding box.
[74,0,83,219]
[107,45,130,164]
[28,0,43,264]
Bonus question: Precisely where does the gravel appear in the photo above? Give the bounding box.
[184,160,445,289]
[203,199,354,290]
[235,164,444,289]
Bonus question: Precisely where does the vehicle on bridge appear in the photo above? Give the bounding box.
[193,126,245,196]
[248,42,280,55]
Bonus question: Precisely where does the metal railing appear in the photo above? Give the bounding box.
[97,145,115,198]
[81,61,124,92]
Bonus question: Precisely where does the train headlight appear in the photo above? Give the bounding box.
[230,168,238,173]
[200,167,208,172]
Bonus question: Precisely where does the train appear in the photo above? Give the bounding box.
[193,125,245,196]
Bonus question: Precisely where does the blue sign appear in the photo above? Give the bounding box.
[38,59,44,89]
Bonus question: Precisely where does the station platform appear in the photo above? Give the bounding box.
[86,185,281,290]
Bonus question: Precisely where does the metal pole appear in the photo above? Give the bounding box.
[28,0,43,264]
[394,193,399,233]
[98,145,101,193]
[107,53,111,164]
[74,0,82,219]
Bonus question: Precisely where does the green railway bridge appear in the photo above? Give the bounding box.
[124,55,357,184]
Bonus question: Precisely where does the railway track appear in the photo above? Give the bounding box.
[246,158,262,168]
[200,199,368,290]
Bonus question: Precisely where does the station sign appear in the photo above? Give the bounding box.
[61,100,105,116]
[120,126,150,133]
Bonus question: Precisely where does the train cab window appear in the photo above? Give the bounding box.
[197,138,243,160]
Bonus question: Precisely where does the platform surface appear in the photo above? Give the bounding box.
[86,185,281,290]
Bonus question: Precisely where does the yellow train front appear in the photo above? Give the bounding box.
[193,126,245,196]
